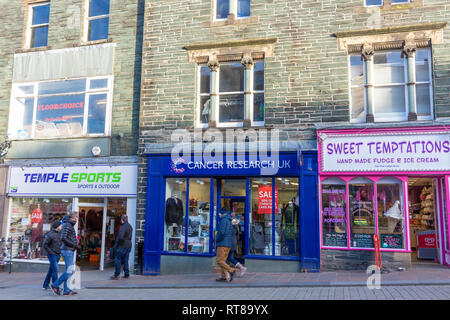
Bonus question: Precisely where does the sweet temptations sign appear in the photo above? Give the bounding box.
[319,129,450,172]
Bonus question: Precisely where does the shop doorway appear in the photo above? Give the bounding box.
[218,179,246,264]
[408,178,445,264]
[77,198,106,270]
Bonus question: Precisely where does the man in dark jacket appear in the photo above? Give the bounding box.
[111,215,133,280]
[51,212,78,296]
[215,208,236,282]
[42,220,62,290]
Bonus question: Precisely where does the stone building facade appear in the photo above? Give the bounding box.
[138,0,450,273]
[0,0,143,272]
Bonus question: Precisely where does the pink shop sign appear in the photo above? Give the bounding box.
[319,131,450,173]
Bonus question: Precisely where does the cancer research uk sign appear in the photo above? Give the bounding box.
[8,165,137,196]
[320,130,450,173]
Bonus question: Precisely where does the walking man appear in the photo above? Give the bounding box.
[215,208,236,282]
[42,220,62,290]
[111,215,133,280]
[51,211,78,296]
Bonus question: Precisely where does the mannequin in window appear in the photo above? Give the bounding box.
[165,193,184,225]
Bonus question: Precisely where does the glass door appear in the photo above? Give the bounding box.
[77,198,106,270]
[217,178,246,262]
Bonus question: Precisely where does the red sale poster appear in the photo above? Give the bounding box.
[31,208,43,224]
[258,185,278,214]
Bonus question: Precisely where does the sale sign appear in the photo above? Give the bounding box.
[31,208,43,224]
[257,185,278,214]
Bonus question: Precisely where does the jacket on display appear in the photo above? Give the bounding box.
[251,223,265,250]
[60,216,78,251]
[115,221,133,249]
[165,197,184,225]
[216,212,233,248]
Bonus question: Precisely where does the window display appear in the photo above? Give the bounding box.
[377,178,405,249]
[9,198,72,260]
[349,178,375,248]
[276,178,299,257]
[250,178,273,255]
[321,178,347,247]
[164,178,187,252]
[187,179,211,253]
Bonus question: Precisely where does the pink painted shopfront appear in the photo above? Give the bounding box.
[318,126,450,269]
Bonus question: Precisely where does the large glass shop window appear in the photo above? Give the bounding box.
[164,178,187,252]
[9,198,72,260]
[321,178,347,247]
[377,178,405,249]
[249,178,299,257]
[164,178,211,254]
[250,178,273,255]
[276,178,299,256]
[8,77,110,140]
[349,178,375,248]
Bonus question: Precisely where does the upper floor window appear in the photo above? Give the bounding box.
[365,0,410,6]
[215,0,250,20]
[349,48,433,123]
[27,2,50,48]
[8,77,113,140]
[86,0,110,41]
[198,59,264,128]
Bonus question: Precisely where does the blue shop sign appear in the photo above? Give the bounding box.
[163,152,299,176]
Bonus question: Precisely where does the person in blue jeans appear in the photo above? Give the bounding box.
[51,212,79,296]
[42,220,62,290]
[227,215,247,277]
[111,215,133,280]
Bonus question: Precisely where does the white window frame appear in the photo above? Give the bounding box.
[349,48,433,123]
[372,50,409,122]
[83,0,110,42]
[25,2,50,49]
[415,48,434,121]
[213,0,250,21]
[196,61,264,128]
[8,76,114,140]
[251,61,265,127]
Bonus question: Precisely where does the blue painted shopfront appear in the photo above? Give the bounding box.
[143,151,320,275]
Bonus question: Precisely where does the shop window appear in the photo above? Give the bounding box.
[8,198,72,260]
[198,60,264,127]
[86,0,110,41]
[164,178,212,254]
[8,77,112,140]
[349,48,433,123]
[321,178,347,248]
[248,178,298,257]
[27,2,50,48]
[349,178,375,248]
[377,178,405,249]
[249,178,273,256]
[276,178,299,257]
[215,0,250,20]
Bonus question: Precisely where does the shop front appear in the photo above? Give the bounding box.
[143,151,320,275]
[318,126,450,270]
[5,164,137,272]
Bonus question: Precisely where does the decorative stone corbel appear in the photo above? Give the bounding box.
[402,43,417,59]
[241,54,254,69]
[207,56,220,72]
[361,44,374,61]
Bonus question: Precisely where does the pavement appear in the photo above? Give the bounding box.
[0,261,448,290]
